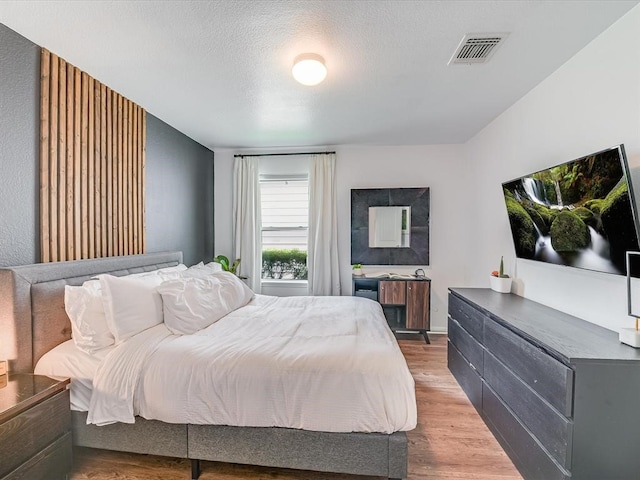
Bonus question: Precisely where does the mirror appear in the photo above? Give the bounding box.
[369,206,410,247]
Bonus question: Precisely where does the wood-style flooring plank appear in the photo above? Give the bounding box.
[70,334,522,480]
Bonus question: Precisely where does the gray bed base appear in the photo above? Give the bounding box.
[0,252,408,479]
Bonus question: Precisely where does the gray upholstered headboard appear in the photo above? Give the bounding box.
[0,251,183,373]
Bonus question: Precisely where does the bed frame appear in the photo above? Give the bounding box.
[0,252,408,479]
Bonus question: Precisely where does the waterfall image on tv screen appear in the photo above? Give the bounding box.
[502,145,640,275]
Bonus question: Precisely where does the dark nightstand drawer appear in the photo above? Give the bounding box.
[484,352,572,469]
[0,390,71,477]
[3,431,72,480]
[448,317,484,375]
[484,318,573,417]
[448,293,485,343]
[447,340,482,412]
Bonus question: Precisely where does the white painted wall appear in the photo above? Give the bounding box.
[464,5,640,332]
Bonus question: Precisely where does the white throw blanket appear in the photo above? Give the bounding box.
[88,295,417,434]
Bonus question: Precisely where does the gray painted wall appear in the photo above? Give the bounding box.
[0,24,40,266]
[146,115,214,266]
[0,23,214,267]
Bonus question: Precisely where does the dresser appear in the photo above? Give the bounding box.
[448,288,640,480]
[353,276,430,342]
[0,374,72,480]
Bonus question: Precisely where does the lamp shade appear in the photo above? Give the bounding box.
[292,53,327,86]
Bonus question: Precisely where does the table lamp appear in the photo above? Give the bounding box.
[622,251,640,348]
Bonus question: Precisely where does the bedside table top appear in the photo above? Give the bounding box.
[0,373,70,424]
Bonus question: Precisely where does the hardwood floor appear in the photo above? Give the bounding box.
[70,334,522,480]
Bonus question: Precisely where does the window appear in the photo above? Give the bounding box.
[260,174,308,280]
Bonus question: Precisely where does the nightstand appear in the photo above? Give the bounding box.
[0,374,72,480]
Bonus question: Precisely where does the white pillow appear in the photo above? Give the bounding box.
[158,272,253,334]
[201,261,223,272]
[156,264,188,274]
[65,281,115,354]
[159,262,222,281]
[100,274,164,343]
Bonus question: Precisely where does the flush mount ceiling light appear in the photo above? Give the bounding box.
[292,53,327,86]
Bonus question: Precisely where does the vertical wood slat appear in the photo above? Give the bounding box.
[93,80,101,258]
[100,84,110,257]
[141,109,146,253]
[117,94,124,256]
[40,49,51,263]
[66,63,75,261]
[73,66,81,255]
[40,49,146,261]
[107,88,113,257]
[49,54,59,262]
[88,75,95,259]
[122,97,129,256]
[58,58,67,262]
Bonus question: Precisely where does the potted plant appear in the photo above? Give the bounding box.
[490,256,512,293]
[213,255,247,279]
[352,264,363,276]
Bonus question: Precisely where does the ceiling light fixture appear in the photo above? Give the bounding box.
[292,53,327,86]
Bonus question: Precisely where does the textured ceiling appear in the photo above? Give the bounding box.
[0,0,638,149]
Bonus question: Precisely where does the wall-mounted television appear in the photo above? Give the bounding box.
[501,144,640,275]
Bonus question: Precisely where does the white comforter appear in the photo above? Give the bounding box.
[87,295,417,434]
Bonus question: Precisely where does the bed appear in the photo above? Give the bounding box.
[0,252,414,479]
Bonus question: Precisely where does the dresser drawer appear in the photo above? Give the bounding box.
[483,383,569,480]
[484,352,573,469]
[484,319,574,417]
[0,390,71,477]
[3,431,72,480]
[448,317,483,375]
[448,293,485,343]
[447,340,482,412]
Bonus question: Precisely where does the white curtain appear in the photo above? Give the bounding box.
[308,153,341,296]
[233,156,262,293]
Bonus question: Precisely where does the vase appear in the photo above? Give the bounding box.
[490,276,512,293]
[353,268,363,276]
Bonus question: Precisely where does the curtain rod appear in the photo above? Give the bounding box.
[234,151,335,158]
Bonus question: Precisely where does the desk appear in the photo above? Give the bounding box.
[352,276,430,343]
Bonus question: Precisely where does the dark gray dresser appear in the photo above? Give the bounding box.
[448,287,640,480]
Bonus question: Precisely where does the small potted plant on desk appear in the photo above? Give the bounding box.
[352,264,363,276]
[490,256,512,293]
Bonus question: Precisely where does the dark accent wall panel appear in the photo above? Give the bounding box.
[145,114,214,266]
[351,187,430,265]
[0,24,40,266]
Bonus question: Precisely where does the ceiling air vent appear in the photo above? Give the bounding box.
[448,33,508,65]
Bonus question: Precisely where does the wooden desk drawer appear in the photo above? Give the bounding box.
[447,341,482,412]
[380,281,406,305]
[448,318,483,375]
[484,319,573,417]
[0,390,71,477]
[448,293,484,343]
[484,352,573,469]
[483,383,569,480]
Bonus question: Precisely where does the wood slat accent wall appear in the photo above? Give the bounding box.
[40,49,146,262]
